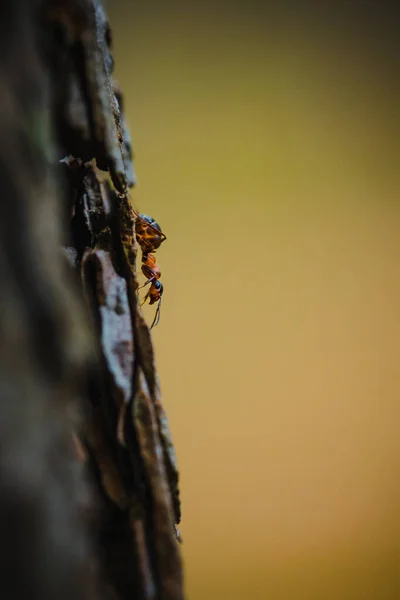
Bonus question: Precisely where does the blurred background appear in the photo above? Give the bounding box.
[108,2,399,598]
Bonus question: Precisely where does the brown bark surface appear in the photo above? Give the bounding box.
[0,2,183,599]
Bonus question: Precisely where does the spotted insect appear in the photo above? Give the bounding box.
[133,211,166,328]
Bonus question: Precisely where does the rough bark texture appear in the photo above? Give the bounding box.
[0,1,183,599]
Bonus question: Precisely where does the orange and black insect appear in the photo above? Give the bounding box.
[133,212,166,256]
[133,211,166,329]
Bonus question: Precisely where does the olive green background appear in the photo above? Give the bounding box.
[108,2,400,598]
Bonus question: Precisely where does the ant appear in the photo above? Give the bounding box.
[133,211,166,329]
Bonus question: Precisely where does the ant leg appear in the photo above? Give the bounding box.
[140,288,151,307]
[137,276,155,290]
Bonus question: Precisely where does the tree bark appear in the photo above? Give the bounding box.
[0,2,184,599]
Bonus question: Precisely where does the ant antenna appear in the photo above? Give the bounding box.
[137,277,155,291]
[150,298,162,329]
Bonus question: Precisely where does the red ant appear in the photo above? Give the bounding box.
[133,211,166,329]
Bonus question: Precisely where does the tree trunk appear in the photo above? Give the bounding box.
[0,2,184,599]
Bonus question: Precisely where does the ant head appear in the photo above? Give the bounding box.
[154,280,163,296]
[146,280,163,305]
[148,280,163,306]
[150,285,163,330]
